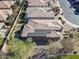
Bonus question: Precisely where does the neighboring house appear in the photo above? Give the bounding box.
[0,1,15,38]
[0,1,15,9]
[0,1,15,28]
[21,1,63,38]
[0,15,5,28]
[0,1,15,22]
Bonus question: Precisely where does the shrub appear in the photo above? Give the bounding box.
[58,17,65,24]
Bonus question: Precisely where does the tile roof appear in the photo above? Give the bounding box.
[0,23,4,29]
[21,0,62,38]
[0,1,9,9]
[28,0,49,7]
[0,13,7,29]
[0,11,8,21]
[0,15,4,21]
[0,1,15,9]
[0,1,15,37]
[21,20,62,38]
[26,7,54,18]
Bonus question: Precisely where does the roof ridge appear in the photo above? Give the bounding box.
[30,20,39,24]
[53,31,60,37]
[2,1,10,9]
[0,15,5,21]
[26,25,32,29]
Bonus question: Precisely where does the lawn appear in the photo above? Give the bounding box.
[51,55,79,59]
[62,55,79,59]
[0,37,3,46]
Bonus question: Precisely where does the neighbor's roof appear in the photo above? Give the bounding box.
[0,29,8,38]
[0,1,9,9]
[0,17,4,29]
[0,14,6,29]
[0,11,8,21]
[0,15,4,21]
[0,1,15,9]
[0,15,5,29]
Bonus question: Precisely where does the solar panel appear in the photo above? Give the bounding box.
[35,29,51,34]
[28,32,47,37]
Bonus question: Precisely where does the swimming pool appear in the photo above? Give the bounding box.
[59,0,79,26]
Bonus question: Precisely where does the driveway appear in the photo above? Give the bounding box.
[59,0,79,26]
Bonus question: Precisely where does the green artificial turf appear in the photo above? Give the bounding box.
[62,55,79,59]
[51,55,79,59]
[0,37,2,46]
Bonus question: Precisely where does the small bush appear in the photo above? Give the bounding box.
[58,17,65,24]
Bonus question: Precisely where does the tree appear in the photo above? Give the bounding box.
[6,38,36,59]
[58,17,65,24]
[20,0,23,5]
[52,6,60,16]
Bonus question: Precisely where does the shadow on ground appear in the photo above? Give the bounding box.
[32,37,49,46]
[32,37,59,46]
[14,25,24,39]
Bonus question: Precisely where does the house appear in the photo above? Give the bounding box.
[0,1,15,38]
[0,1,15,9]
[0,1,15,28]
[21,20,62,38]
[21,7,63,38]
[0,1,15,21]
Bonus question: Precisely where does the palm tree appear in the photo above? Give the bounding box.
[52,6,60,16]
[20,0,23,5]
